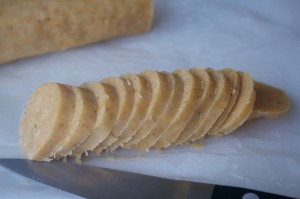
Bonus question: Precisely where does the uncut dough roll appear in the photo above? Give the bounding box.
[0,0,153,64]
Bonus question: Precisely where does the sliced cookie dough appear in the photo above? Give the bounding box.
[94,77,134,154]
[212,71,256,136]
[153,69,203,149]
[19,83,75,161]
[53,86,97,159]
[19,67,290,162]
[188,69,231,141]
[124,70,172,148]
[208,69,240,136]
[173,68,216,145]
[132,72,183,150]
[72,82,118,158]
[107,74,152,151]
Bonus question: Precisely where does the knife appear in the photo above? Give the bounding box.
[0,158,294,199]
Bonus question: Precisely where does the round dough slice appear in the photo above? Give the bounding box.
[248,81,290,121]
[53,86,97,159]
[94,77,134,154]
[188,68,231,141]
[123,70,171,148]
[132,72,183,150]
[153,69,203,149]
[212,71,256,136]
[19,83,75,161]
[107,74,151,151]
[173,68,216,145]
[208,68,240,136]
[72,82,118,158]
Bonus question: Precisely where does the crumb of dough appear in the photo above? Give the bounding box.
[190,142,204,148]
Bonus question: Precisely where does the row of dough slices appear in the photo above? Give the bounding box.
[19,68,290,161]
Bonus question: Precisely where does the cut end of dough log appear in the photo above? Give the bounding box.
[19,68,290,161]
[249,81,290,121]
[19,83,75,161]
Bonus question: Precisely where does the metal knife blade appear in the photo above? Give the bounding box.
[0,158,212,199]
[0,158,294,199]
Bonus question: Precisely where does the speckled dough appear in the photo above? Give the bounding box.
[173,68,215,145]
[188,68,231,141]
[153,69,203,149]
[19,68,290,161]
[108,74,151,151]
[72,82,119,158]
[211,72,256,136]
[53,87,97,159]
[19,83,75,161]
[94,77,134,154]
[0,0,153,63]
[124,71,172,148]
[133,72,183,150]
[208,69,240,136]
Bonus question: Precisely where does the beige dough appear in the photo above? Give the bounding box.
[0,0,153,63]
[53,87,97,159]
[108,74,151,151]
[208,69,240,135]
[94,77,134,154]
[72,82,118,158]
[174,68,216,145]
[153,69,203,149]
[188,69,231,141]
[19,83,75,161]
[249,82,290,120]
[132,72,183,150]
[212,72,256,136]
[124,70,172,148]
[19,68,290,161]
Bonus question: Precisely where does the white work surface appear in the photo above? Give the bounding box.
[0,0,300,198]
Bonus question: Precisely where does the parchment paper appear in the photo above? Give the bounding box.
[1,0,300,198]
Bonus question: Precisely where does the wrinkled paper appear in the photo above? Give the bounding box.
[1,0,300,198]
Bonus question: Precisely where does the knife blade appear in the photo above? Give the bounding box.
[0,158,294,199]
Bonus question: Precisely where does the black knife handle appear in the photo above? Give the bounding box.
[212,185,296,199]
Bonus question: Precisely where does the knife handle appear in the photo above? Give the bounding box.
[212,185,295,199]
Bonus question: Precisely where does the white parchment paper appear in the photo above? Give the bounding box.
[1,0,300,198]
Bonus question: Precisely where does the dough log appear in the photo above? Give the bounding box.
[19,68,290,161]
[0,0,153,64]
